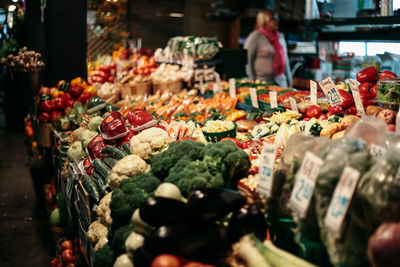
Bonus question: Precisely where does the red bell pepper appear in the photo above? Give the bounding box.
[345,106,357,115]
[40,100,55,113]
[61,93,75,108]
[339,89,354,108]
[126,110,154,129]
[53,98,63,110]
[50,110,63,122]
[379,70,398,80]
[107,76,114,83]
[369,82,377,97]
[318,114,328,121]
[306,105,322,119]
[76,92,92,105]
[68,84,84,98]
[119,130,138,145]
[361,95,375,108]
[39,112,50,123]
[328,105,343,115]
[87,134,107,160]
[358,82,370,95]
[100,111,127,139]
[83,157,93,175]
[356,66,378,83]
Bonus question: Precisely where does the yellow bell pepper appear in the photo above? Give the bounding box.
[53,90,65,98]
[71,77,83,85]
[225,110,246,121]
[84,85,96,95]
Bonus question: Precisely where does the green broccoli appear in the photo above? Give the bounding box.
[202,140,239,175]
[111,223,135,257]
[110,179,148,229]
[94,244,114,267]
[131,172,161,194]
[151,139,205,178]
[223,149,251,185]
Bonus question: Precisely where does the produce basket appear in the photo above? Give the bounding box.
[119,83,134,98]
[202,123,237,143]
[153,79,183,93]
[38,121,53,148]
[132,81,152,95]
[267,216,298,255]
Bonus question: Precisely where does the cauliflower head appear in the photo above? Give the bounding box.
[97,192,113,226]
[129,127,171,160]
[94,236,108,252]
[108,155,148,190]
[87,220,108,244]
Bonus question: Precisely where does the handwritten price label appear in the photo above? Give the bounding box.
[199,77,205,95]
[289,97,298,112]
[249,88,259,109]
[289,152,323,218]
[270,91,278,109]
[229,78,236,99]
[349,79,365,115]
[214,72,222,92]
[324,166,360,234]
[319,77,343,107]
[256,143,277,198]
[310,80,318,105]
[369,144,386,158]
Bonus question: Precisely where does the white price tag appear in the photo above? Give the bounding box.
[199,77,205,95]
[204,68,214,81]
[215,72,222,92]
[396,106,400,134]
[369,144,386,158]
[194,69,204,82]
[324,166,360,234]
[229,78,236,99]
[319,77,343,107]
[249,88,259,109]
[349,79,365,115]
[269,91,278,109]
[310,80,318,105]
[289,152,323,218]
[289,97,298,112]
[256,143,277,198]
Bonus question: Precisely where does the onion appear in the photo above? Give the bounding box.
[368,222,400,267]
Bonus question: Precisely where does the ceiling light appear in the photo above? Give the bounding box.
[8,5,16,12]
[169,13,184,18]
[12,0,19,3]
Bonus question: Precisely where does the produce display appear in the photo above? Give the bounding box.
[25,65,400,267]
[1,46,45,72]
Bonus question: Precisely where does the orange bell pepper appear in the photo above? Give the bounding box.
[225,110,246,122]
[71,77,83,85]
[53,90,65,98]
[84,85,96,95]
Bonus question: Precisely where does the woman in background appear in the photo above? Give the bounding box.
[244,10,292,88]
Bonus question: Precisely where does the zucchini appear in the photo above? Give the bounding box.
[92,169,107,185]
[82,175,100,202]
[101,145,128,160]
[102,157,118,168]
[93,158,111,181]
[121,143,131,155]
[92,174,106,196]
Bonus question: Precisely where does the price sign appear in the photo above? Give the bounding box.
[194,69,205,82]
[214,72,222,92]
[270,91,278,109]
[289,97,298,112]
[256,143,277,198]
[324,166,360,233]
[229,78,236,99]
[369,144,387,158]
[310,80,318,105]
[199,77,205,95]
[319,77,343,107]
[204,68,214,81]
[249,88,259,109]
[289,152,323,218]
[349,79,365,115]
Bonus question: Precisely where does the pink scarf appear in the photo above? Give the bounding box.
[258,28,286,76]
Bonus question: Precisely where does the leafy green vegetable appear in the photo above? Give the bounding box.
[377,81,400,104]
[94,244,114,267]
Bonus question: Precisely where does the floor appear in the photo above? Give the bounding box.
[0,131,54,267]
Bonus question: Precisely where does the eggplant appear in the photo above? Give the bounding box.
[139,196,188,227]
[146,223,222,259]
[227,204,267,242]
[133,246,152,267]
[187,188,246,222]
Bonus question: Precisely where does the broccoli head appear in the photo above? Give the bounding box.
[151,139,205,178]
[94,244,114,267]
[223,149,251,185]
[131,172,161,194]
[202,140,240,175]
[110,223,135,257]
[110,179,148,229]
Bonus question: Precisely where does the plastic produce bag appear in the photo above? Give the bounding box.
[344,116,387,147]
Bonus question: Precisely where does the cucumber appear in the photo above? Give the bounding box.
[93,158,111,181]
[121,143,132,155]
[102,157,118,168]
[92,169,107,185]
[101,145,128,160]
[82,175,100,202]
[92,175,106,196]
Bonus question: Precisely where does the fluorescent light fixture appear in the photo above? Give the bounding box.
[8,5,16,12]
[12,0,18,2]
[169,13,184,18]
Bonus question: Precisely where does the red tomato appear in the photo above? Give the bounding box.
[358,82,370,95]
[61,240,73,251]
[318,114,328,121]
[339,89,354,108]
[345,106,357,115]
[220,137,242,148]
[50,257,59,267]
[241,140,253,150]
[356,66,378,83]
[151,254,181,267]
[306,105,322,118]
[61,249,75,264]
[328,106,343,115]
[303,117,311,121]
[369,83,377,97]
[379,70,398,80]
[107,76,114,83]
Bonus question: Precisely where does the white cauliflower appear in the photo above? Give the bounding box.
[87,220,108,245]
[97,192,112,226]
[129,127,171,160]
[94,236,108,252]
[108,155,148,190]
[125,232,145,256]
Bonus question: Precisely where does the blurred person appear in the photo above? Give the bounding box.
[244,10,292,87]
